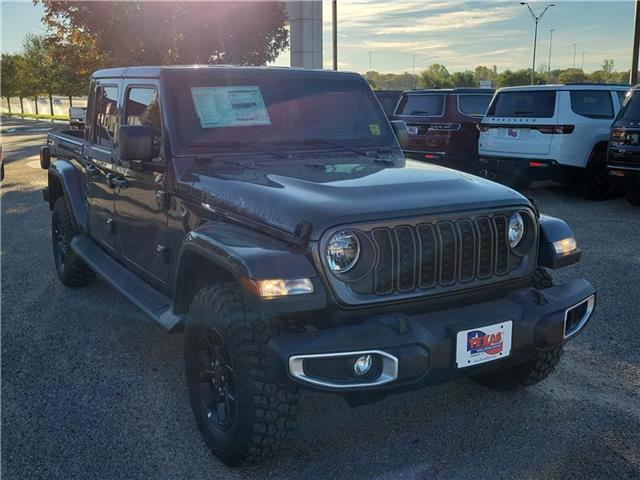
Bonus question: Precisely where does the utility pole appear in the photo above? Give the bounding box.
[632,0,640,84]
[332,0,337,71]
[520,2,555,85]
[571,42,577,68]
[547,29,554,75]
[581,51,585,70]
[368,51,372,73]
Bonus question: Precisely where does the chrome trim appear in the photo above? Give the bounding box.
[608,164,640,172]
[563,294,596,339]
[288,350,399,389]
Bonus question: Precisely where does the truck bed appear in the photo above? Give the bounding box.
[47,130,85,160]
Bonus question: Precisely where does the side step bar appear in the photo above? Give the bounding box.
[71,235,183,332]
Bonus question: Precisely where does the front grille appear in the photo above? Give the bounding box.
[348,213,525,298]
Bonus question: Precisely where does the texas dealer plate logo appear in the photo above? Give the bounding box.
[456,321,513,368]
[467,330,504,355]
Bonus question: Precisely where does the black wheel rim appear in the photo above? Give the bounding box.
[196,327,236,430]
[52,218,67,274]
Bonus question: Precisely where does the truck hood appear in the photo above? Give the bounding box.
[183,157,528,241]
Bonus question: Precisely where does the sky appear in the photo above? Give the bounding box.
[1,0,636,74]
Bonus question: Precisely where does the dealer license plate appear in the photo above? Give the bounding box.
[505,128,520,139]
[407,125,419,135]
[455,321,512,368]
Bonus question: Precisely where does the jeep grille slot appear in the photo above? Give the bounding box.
[361,215,519,296]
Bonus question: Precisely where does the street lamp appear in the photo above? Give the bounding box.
[521,2,555,84]
[547,29,554,76]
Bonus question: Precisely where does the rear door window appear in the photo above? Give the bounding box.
[618,91,640,121]
[570,90,613,119]
[93,85,119,148]
[125,87,162,157]
[458,94,493,116]
[487,90,555,118]
[396,94,445,116]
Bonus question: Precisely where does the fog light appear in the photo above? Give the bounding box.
[353,355,373,376]
[553,237,577,255]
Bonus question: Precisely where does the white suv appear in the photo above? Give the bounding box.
[478,83,629,198]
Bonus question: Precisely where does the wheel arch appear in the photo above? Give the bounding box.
[47,160,87,231]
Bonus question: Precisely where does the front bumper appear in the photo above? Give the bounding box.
[269,279,595,392]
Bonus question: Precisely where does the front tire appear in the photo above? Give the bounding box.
[184,283,298,466]
[472,267,561,390]
[51,197,95,287]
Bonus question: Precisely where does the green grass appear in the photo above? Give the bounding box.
[2,112,69,121]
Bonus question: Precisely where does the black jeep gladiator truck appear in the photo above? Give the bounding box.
[41,66,595,466]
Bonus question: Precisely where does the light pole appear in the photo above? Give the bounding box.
[521,2,554,85]
[581,51,585,70]
[368,51,372,73]
[547,29,554,75]
[571,42,577,68]
[332,0,337,71]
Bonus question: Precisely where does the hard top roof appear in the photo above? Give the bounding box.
[91,65,362,80]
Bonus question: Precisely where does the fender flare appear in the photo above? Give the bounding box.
[48,160,87,231]
[172,221,326,314]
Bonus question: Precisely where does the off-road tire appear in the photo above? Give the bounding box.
[184,283,298,466]
[624,188,640,206]
[472,267,561,390]
[51,197,95,287]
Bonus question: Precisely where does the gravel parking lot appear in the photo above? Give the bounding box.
[2,115,639,479]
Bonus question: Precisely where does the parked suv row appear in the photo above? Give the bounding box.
[392,88,494,173]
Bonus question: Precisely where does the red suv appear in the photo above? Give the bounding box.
[392,88,494,173]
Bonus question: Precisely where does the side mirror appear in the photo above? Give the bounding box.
[390,120,409,149]
[118,125,153,162]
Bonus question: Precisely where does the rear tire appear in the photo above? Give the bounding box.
[625,188,640,206]
[184,282,298,466]
[578,151,612,200]
[471,267,561,390]
[51,197,95,287]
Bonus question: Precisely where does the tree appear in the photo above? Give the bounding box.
[0,54,20,113]
[474,65,498,84]
[451,70,476,87]
[418,64,453,88]
[21,34,57,115]
[39,1,289,66]
[558,68,587,83]
[496,69,544,87]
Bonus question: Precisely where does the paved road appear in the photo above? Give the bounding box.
[2,116,639,479]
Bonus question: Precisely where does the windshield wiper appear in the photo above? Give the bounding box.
[213,141,288,159]
[276,138,395,160]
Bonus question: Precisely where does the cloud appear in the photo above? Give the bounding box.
[375,5,520,34]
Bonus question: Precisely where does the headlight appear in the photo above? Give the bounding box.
[508,212,525,249]
[326,230,360,273]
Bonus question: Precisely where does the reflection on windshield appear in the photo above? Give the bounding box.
[169,73,395,152]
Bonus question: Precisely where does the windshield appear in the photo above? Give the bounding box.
[167,73,395,153]
[396,94,444,116]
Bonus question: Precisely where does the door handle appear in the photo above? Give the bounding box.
[109,176,129,189]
